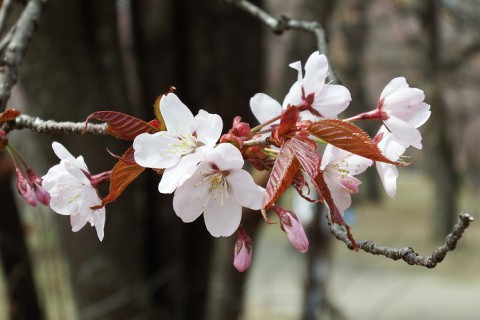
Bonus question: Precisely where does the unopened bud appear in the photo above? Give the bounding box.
[26,168,50,206]
[233,225,253,272]
[273,204,309,253]
[15,168,37,207]
[0,130,8,151]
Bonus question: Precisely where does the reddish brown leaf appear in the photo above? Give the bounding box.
[85,111,160,140]
[0,109,21,123]
[313,172,358,250]
[278,106,299,136]
[262,141,300,211]
[95,146,144,208]
[290,136,321,179]
[308,119,404,165]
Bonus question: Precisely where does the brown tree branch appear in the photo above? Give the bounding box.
[2,114,108,135]
[225,0,337,83]
[330,212,474,268]
[0,0,47,110]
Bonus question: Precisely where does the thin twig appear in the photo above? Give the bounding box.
[0,0,14,35]
[330,212,474,268]
[2,114,108,135]
[226,0,337,83]
[0,0,48,110]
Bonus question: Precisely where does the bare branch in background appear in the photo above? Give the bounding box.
[330,213,474,268]
[443,41,480,71]
[0,0,48,110]
[225,0,337,83]
[2,114,108,135]
[0,0,14,35]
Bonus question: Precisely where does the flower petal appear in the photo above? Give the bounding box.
[282,81,302,109]
[70,213,88,232]
[380,77,408,99]
[376,162,399,198]
[312,84,351,118]
[52,142,76,162]
[158,148,209,193]
[226,169,264,210]
[172,164,212,223]
[93,209,106,241]
[250,93,282,124]
[195,110,223,146]
[133,131,182,169]
[203,194,242,237]
[384,117,422,149]
[204,143,244,171]
[160,93,195,136]
[303,51,328,95]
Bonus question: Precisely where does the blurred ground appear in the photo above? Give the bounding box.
[244,170,480,320]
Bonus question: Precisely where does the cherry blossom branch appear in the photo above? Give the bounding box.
[0,0,47,110]
[225,0,337,83]
[330,212,474,268]
[2,114,108,135]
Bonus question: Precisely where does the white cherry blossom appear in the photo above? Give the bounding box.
[173,143,265,237]
[250,51,351,125]
[133,92,223,193]
[42,142,105,241]
[378,77,431,149]
[320,144,372,215]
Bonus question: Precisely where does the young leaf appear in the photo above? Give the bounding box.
[0,109,21,124]
[85,111,160,140]
[308,119,404,165]
[153,96,166,131]
[262,141,300,211]
[94,146,144,208]
[290,136,320,180]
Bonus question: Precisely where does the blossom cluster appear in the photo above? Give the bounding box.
[34,51,430,272]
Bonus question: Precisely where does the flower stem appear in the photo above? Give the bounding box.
[250,114,282,133]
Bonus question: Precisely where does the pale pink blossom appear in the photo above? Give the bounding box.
[378,77,431,149]
[233,226,253,272]
[320,144,372,215]
[42,142,105,241]
[173,143,265,237]
[134,92,223,193]
[273,204,309,253]
[250,51,351,125]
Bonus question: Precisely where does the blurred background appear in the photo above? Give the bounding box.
[0,0,479,319]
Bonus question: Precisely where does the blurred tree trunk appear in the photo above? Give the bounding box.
[0,169,43,320]
[420,0,459,239]
[338,0,381,202]
[21,1,147,319]
[135,0,264,319]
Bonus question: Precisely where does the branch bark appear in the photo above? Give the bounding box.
[2,114,108,135]
[330,213,474,268]
[226,0,337,83]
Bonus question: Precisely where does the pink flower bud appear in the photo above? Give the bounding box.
[26,168,50,206]
[15,168,37,207]
[233,226,253,272]
[273,204,309,253]
[232,116,251,137]
[0,129,8,151]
